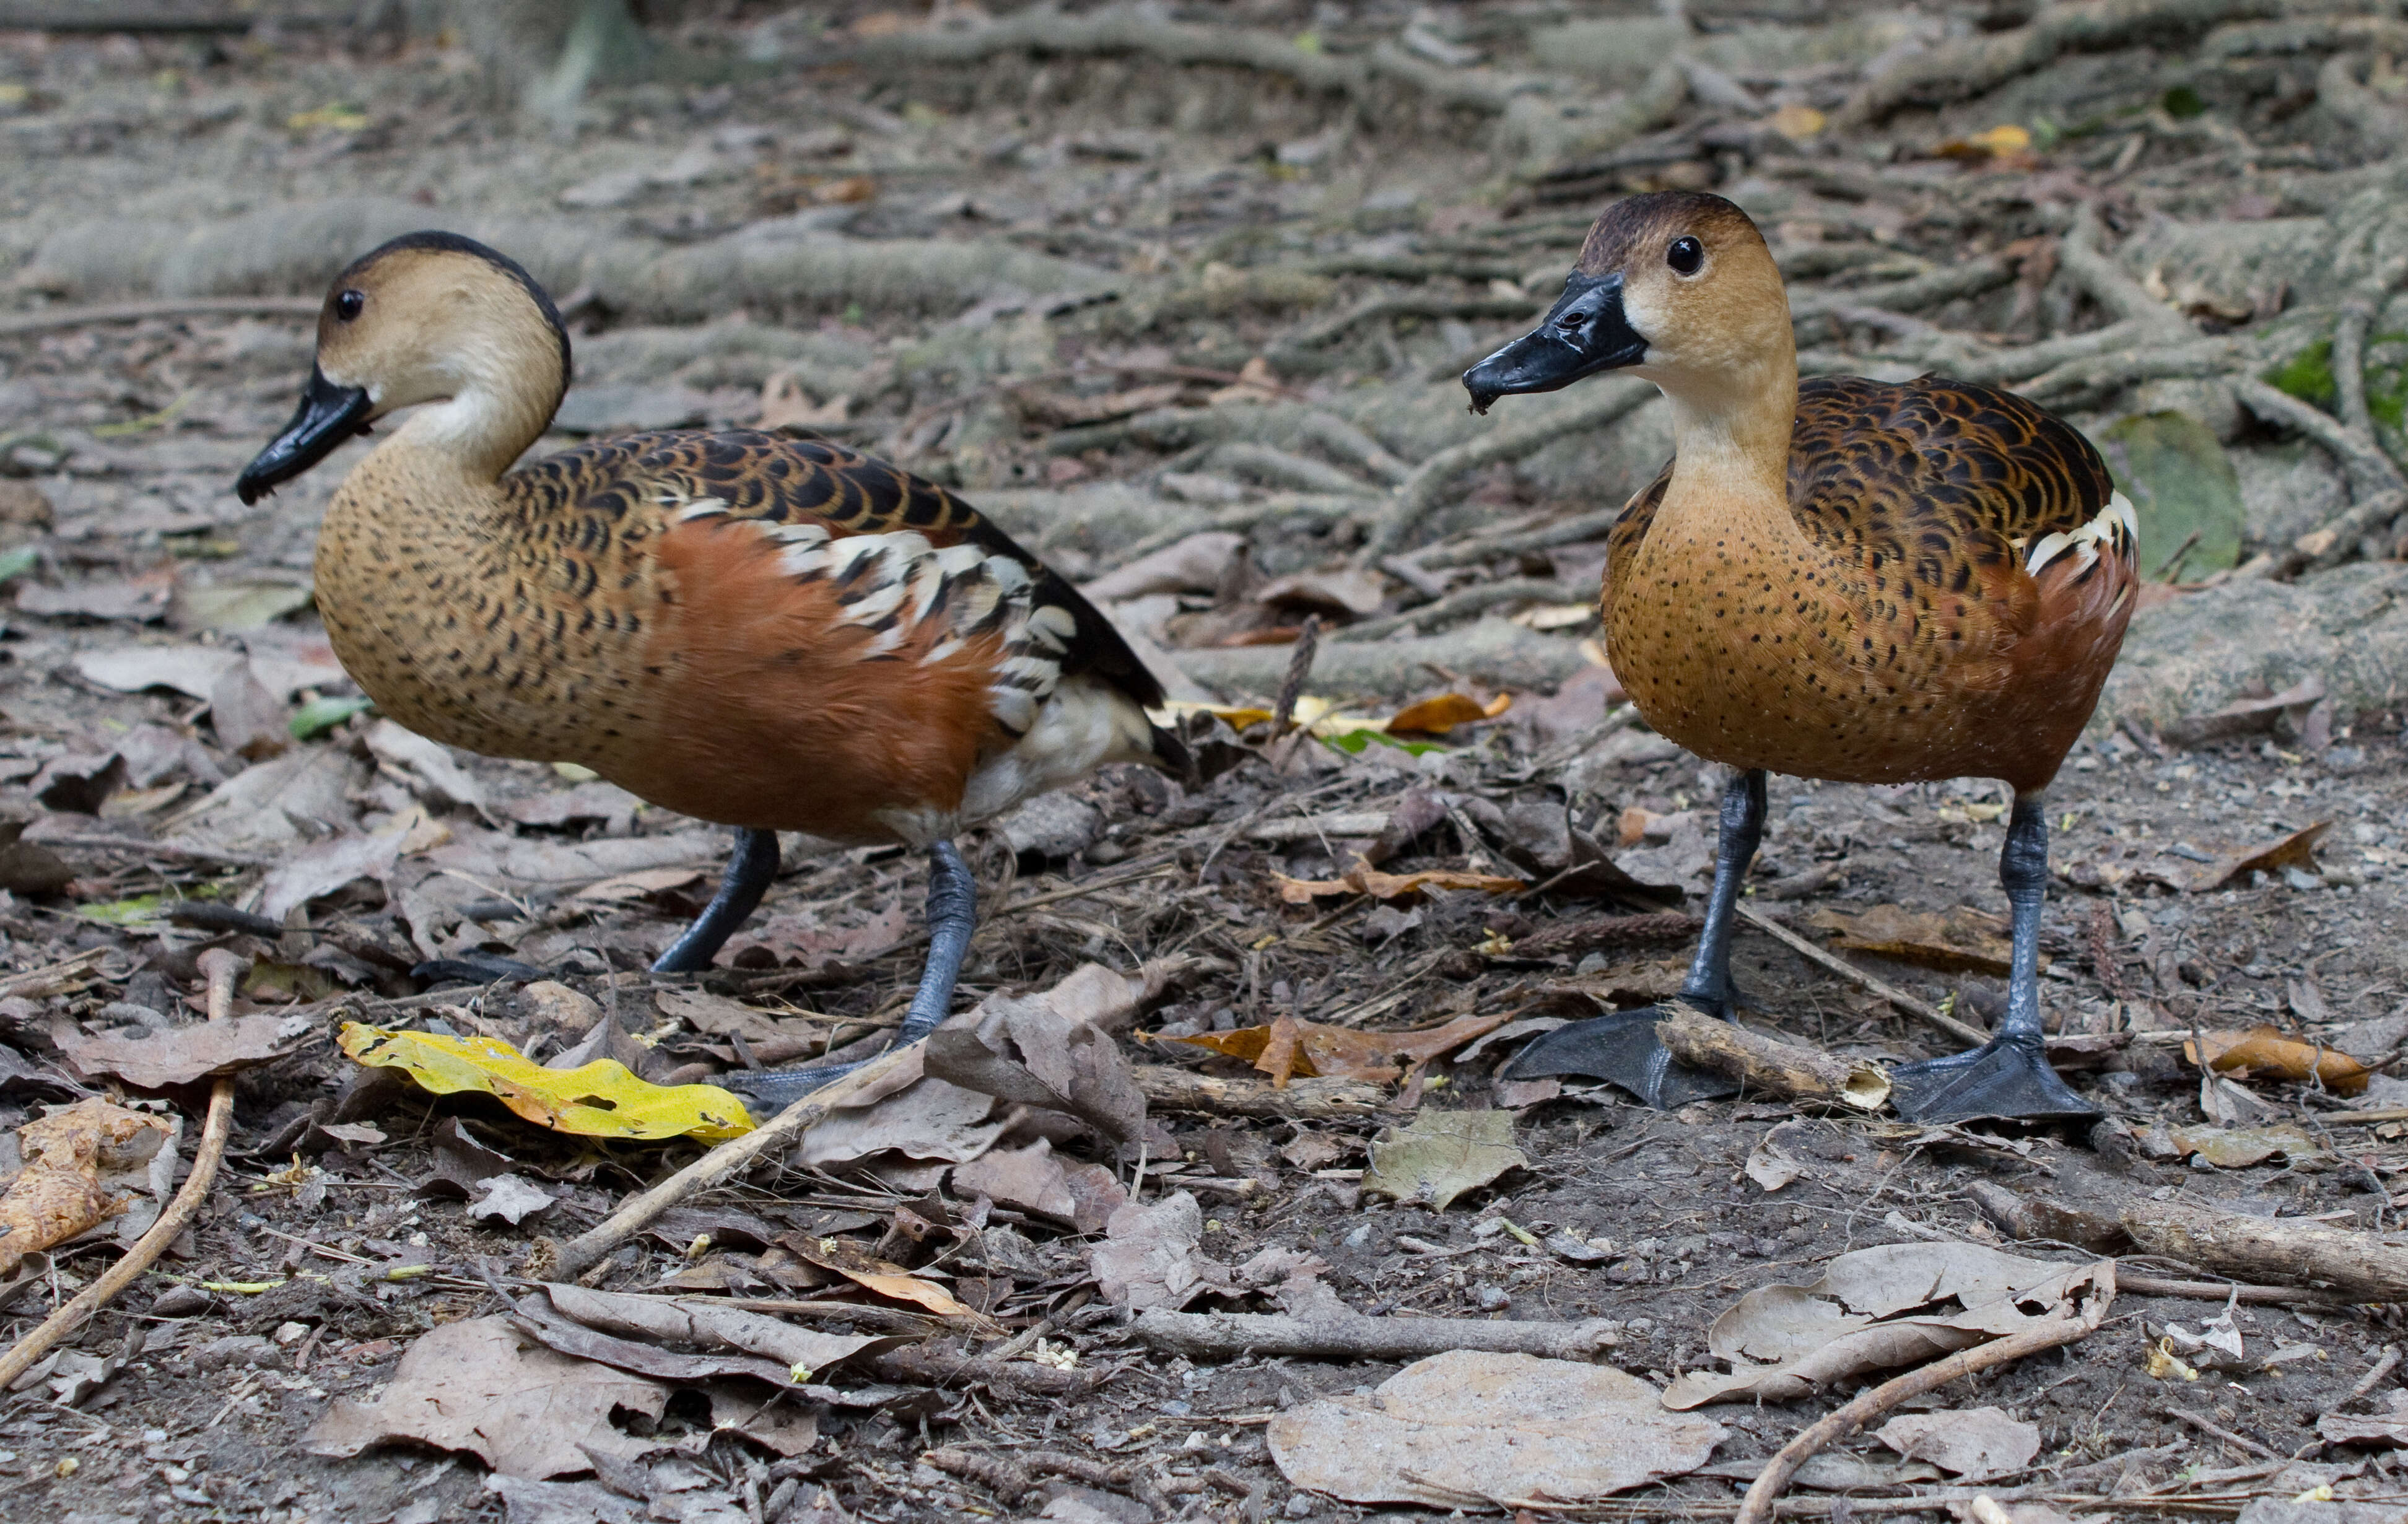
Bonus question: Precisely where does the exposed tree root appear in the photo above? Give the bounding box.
[14,198,1112,320]
[1837,0,2280,127]
[1176,617,1589,700]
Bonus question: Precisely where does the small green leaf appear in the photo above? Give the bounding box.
[2161,84,2206,120]
[289,695,373,740]
[77,893,167,927]
[0,546,37,583]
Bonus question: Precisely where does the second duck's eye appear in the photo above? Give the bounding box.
[334,290,365,321]
[1667,237,1704,276]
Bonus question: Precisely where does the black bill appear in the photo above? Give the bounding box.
[234,365,373,505]
[1463,271,1648,414]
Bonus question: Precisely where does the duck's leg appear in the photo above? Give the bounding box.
[718,840,976,1110]
[1501,769,1765,1107]
[652,828,782,974]
[1889,795,2098,1121]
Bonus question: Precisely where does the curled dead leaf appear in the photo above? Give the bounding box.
[2183,1024,2367,1095]
[1161,1009,1511,1086]
[1385,692,1512,738]
[0,1098,170,1275]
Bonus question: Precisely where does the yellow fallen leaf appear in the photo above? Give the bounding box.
[337,1023,753,1141]
[1937,123,2035,160]
[1385,692,1512,737]
[2181,1024,2368,1095]
[1768,102,1825,141]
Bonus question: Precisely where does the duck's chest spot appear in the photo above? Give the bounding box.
[313,505,662,764]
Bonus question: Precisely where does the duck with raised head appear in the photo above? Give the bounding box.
[235,230,1186,1109]
[1464,192,2135,1122]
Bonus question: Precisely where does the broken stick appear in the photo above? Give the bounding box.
[1734,903,1990,1047]
[555,1044,918,1279]
[1654,1005,1890,1109]
[0,948,250,1390]
[1734,1260,2116,1524]
[2119,1196,2408,1303]
[1134,1065,1387,1120]
[1132,1307,1619,1362]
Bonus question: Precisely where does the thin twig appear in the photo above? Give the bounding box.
[555,1043,921,1278]
[2349,1343,2401,1402]
[1735,1263,2116,1524]
[2162,1404,2280,1459]
[1734,902,1989,1046]
[0,948,250,1390]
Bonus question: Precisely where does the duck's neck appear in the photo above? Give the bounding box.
[378,377,553,490]
[1650,346,1802,546]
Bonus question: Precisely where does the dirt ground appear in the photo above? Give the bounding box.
[7,2,2408,1522]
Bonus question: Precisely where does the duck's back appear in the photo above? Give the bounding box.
[316,430,1167,843]
[1603,375,2135,792]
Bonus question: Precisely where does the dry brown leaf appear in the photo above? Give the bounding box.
[56,1012,312,1091]
[1664,1243,2107,1408]
[541,1284,892,1377]
[1804,904,2016,977]
[1089,1190,1237,1310]
[1257,1011,1307,1087]
[1165,1010,1512,1086]
[1385,692,1512,737]
[1268,1351,1725,1508]
[2183,1024,2368,1095]
[785,1234,981,1319]
[2188,820,2331,892]
[1362,1109,1526,1211]
[2165,1124,2323,1169]
[304,1316,668,1478]
[1275,864,1526,905]
[1874,1406,2039,1480]
[0,1098,170,1275]
[921,985,1148,1144]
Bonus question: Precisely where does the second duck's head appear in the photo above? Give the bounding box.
[1463,191,1787,417]
[235,231,570,504]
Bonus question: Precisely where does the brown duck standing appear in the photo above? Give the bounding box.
[1464,192,2136,1121]
[236,231,1185,1108]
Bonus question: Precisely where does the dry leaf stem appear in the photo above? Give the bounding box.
[0,948,249,1391]
[556,1043,918,1278]
[1733,1261,2116,1524]
[1734,904,1989,1046]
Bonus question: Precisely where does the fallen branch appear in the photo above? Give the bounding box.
[2056,204,2196,343]
[1734,1261,2116,1524]
[2233,376,2407,498]
[555,1044,920,1279]
[1654,1006,1890,1110]
[1733,904,1990,1047]
[1133,1065,1387,1120]
[0,948,248,1391]
[1132,1306,1621,1362]
[2119,1196,2408,1302]
[0,295,321,340]
[1837,0,2279,126]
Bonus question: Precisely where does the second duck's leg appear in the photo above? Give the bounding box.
[1890,794,2098,1121]
[718,840,975,1110]
[1502,769,1766,1107]
[652,828,780,974]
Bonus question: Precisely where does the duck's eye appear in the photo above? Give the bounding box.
[334,290,365,321]
[1557,309,1590,331]
[1667,237,1704,276]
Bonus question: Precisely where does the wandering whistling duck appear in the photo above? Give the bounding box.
[234,231,1186,1108]
[1464,193,2136,1122]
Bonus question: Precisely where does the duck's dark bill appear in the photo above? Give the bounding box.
[235,365,373,504]
[1462,271,1647,414]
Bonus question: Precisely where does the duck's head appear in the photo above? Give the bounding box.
[1463,191,1788,416]
[235,231,570,503]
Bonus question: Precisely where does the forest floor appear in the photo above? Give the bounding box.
[7,2,2408,1522]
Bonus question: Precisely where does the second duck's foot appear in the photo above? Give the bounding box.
[1500,1003,1742,1110]
[1889,1032,2099,1123]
